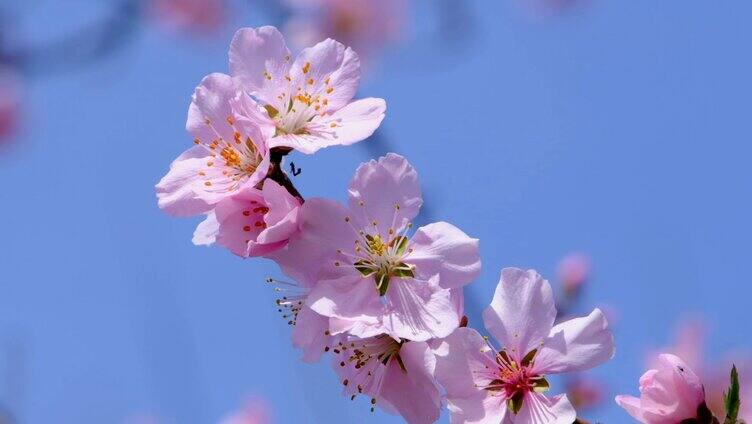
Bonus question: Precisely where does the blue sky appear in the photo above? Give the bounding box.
[1,1,751,422]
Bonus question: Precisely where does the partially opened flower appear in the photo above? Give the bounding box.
[616,353,705,423]
[156,73,272,216]
[192,179,301,257]
[229,26,386,154]
[433,267,615,423]
[556,252,591,294]
[332,334,441,424]
[271,153,480,342]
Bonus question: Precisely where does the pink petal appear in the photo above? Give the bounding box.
[192,212,219,245]
[311,97,386,147]
[614,395,650,423]
[291,305,331,363]
[382,277,460,341]
[156,146,218,215]
[347,153,422,237]
[514,393,576,424]
[433,327,497,399]
[229,26,292,111]
[482,268,556,361]
[379,341,442,424]
[307,274,382,336]
[408,221,481,289]
[256,180,301,244]
[266,198,353,287]
[447,393,511,424]
[533,308,615,375]
[214,188,266,257]
[289,38,361,112]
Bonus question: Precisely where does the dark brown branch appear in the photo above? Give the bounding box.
[264,147,304,202]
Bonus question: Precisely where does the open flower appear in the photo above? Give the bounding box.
[229,26,386,154]
[271,153,480,342]
[192,179,301,257]
[148,0,226,34]
[332,334,441,424]
[433,268,615,423]
[616,353,705,423]
[156,73,272,216]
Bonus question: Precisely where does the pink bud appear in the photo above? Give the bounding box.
[616,353,705,423]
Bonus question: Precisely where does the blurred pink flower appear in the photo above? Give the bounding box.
[616,353,705,423]
[283,0,406,67]
[332,335,441,423]
[219,397,270,424]
[434,268,614,423]
[556,252,591,294]
[566,377,606,411]
[148,0,226,34]
[229,26,386,154]
[0,67,22,142]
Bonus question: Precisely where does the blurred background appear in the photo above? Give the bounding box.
[0,0,751,422]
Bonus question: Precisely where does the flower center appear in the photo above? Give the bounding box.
[353,233,414,296]
[483,349,550,414]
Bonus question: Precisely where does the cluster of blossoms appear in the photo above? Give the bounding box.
[156,26,742,424]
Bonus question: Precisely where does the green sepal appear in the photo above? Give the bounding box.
[376,273,391,297]
[724,365,740,424]
[521,349,538,367]
[265,104,279,118]
[354,260,375,277]
[392,263,415,278]
[531,377,550,393]
[507,391,524,414]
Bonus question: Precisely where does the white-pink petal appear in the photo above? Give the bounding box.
[408,221,481,289]
[482,268,556,361]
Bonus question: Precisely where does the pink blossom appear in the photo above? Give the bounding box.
[219,397,271,424]
[565,377,606,411]
[228,26,386,154]
[156,73,272,216]
[556,252,591,294]
[0,67,21,142]
[282,0,406,67]
[433,268,615,423]
[616,353,705,423]
[192,179,301,257]
[332,334,441,424]
[148,0,226,34]
[270,153,480,342]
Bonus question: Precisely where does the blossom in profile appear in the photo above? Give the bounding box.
[219,396,271,424]
[282,0,406,68]
[156,73,272,216]
[332,334,441,424]
[192,179,301,257]
[556,252,591,294]
[148,0,226,34]
[0,67,21,143]
[616,353,705,423]
[271,153,480,342]
[433,268,615,423]
[229,26,386,154]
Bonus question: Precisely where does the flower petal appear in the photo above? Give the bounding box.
[382,277,460,341]
[447,393,511,424]
[291,304,332,363]
[289,38,360,111]
[307,274,383,336]
[378,341,442,424]
[229,26,292,110]
[347,153,422,238]
[482,268,556,361]
[533,308,615,375]
[408,221,481,289]
[433,327,497,399]
[312,97,386,147]
[192,211,219,246]
[514,393,576,424]
[266,198,353,287]
[256,180,301,244]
